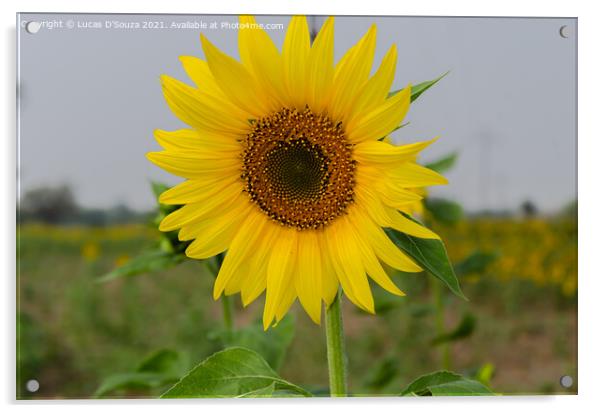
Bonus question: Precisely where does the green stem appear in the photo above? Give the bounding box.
[221,295,234,332]
[325,290,348,397]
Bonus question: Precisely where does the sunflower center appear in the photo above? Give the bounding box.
[265,138,328,202]
[242,107,356,230]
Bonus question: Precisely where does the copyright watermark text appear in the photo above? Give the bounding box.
[21,18,284,32]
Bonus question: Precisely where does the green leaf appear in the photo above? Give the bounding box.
[424,198,464,225]
[425,152,458,174]
[150,181,169,199]
[210,315,295,371]
[387,216,466,300]
[235,383,276,398]
[411,72,449,102]
[161,347,312,398]
[401,370,495,396]
[431,312,476,345]
[389,72,449,102]
[150,181,182,218]
[454,251,498,277]
[94,349,188,397]
[96,249,185,283]
[387,73,447,137]
[390,122,410,134]
[379,122,409,141]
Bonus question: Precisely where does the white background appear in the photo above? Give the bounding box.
[2,0,600,412]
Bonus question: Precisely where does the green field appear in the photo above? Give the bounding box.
[16,217,577,398]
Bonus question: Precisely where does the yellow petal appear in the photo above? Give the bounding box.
[347,44,397,123]
[347,83,411,143]
[378,182,424,210]
[158,184,243,232]
[387,162,449,187]
[385,207,440,239]
[184,204,252,259]
[200,34,269,117]
[179,56,228,99]
[295,231,323,324]
[347,217,405,296]
[353,138,438,165]
[398,197,426,217]
[325,220,375,314]
[263,228,297,329]
[224,259,249,296]
[214,210,270,299]
[306,17,334,112]
[350,207,422,273]
[178,195,251,240]
[146,150,239,179]
[238,16,286,109]
[355,184,395,227]
[154,129,241,153]
[275,285,297,324]
[224,221,274,297]
[158,176,239,205]
[356,167,425,210]
[240,223,279,306]
[356,185,439,239]
[179,56,252,123]
[317,231,340,306]
[240,267,267,306]
[160,75,250,135]
[328,25,377,124]
[282,16,310,109]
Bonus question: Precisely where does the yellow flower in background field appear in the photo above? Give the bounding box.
[148,16,447,329]
[434,217,577,298]
[81,242,100,262]
[114,254,130,267]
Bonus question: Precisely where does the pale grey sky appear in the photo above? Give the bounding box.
[17,14,577,213]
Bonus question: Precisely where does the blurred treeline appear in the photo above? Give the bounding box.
[18,185,153,226]
[18,184,577,226]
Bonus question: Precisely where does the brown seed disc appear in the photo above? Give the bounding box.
[241,107,356,230]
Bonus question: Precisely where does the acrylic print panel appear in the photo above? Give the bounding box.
[17,13,577,399]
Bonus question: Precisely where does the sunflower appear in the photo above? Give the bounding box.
[147,16,447,329]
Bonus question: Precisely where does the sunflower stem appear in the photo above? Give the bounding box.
[325,289,348,397]
[221,295,234,332]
